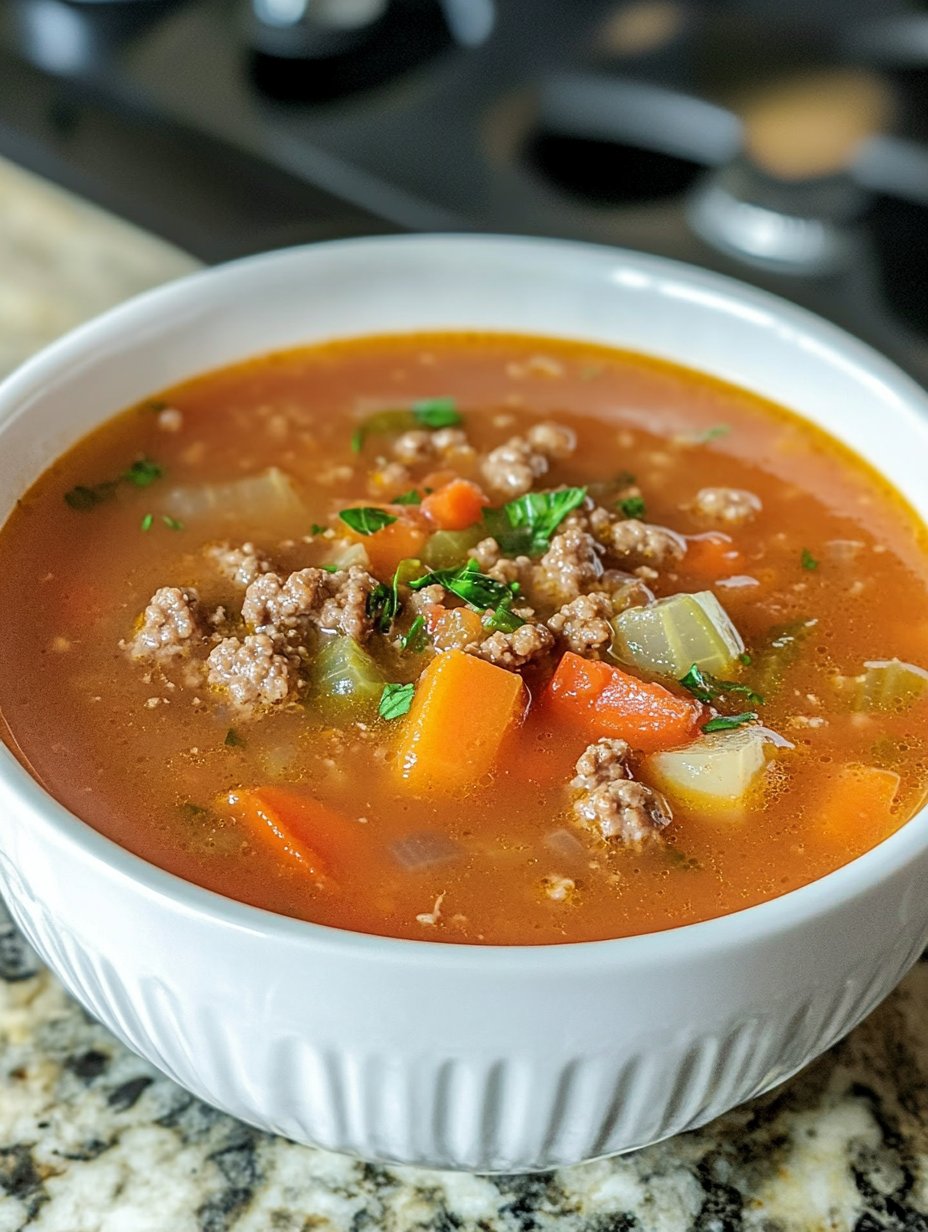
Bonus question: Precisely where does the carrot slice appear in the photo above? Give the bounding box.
[222,787,355,886]
[421,479,489,531]
[395,650,525,793]
[352,517,428,576]
[685,533,744,581]
[545,652,702,753]
[816,764,901,844]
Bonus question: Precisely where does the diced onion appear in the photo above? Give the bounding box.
[612,590,745,679]
[164,467,305,526]
[834,658,928,712]
[391,832,461,870]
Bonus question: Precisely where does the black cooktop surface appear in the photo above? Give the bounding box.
[2,0,928,382]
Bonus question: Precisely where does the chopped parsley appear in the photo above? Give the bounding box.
[618,495,646,519]
[367,569,404,635]
[696,424,730,444]
[801,547,819,571]
[393,489,422,506]
[65,457,164,511]
[379,682,415,720]
[224,728,244,748]
[739,651,753,666]
[412,397,460,429]
[140,513,154,532]
[401,615,428,653]
[310,522,326,535]
[497,486,587,556]
[409,559,513,611]
[320,563,340,573]
[339,507,397,536]
[679,663,764,707]
[162,514,184,531]
[702,711,758,733]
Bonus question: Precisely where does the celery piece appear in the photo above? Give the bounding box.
[612,591,744,679]
[163,467,304,526]
[834,658,928,712]
[748,619,814,697]
[423,527,484,570]
[646,727,768,819]
[310,636,385,721]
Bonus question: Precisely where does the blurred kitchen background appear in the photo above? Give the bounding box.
[1,0,928,381]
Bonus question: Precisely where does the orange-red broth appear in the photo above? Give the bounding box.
[1,333,927,944]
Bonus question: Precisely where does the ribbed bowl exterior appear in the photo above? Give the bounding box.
[3,804,928,1171]
[3,237,928,1170]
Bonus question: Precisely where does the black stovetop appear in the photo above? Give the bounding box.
[2,0,928,383]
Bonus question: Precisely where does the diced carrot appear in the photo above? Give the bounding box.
[222,786,356,887]
[421,467,458,493]
[352,516,428,576]
[395,650,525,793]
[421,479,489,531]
[545,652,702,753]
[685,533,744,581]
[816,764,901,844]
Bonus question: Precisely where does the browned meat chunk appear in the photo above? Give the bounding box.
[547,592,615,656]
[207,633,295,707]
[206,541,273,589]
[243,565,377,645]
[130,587,205,662]
[470,621,554,669]
[590,509,686,569]
[393,427,474,467]
[570,737,672,845]
[688,486,761,527]
[534,526,604,604]
[481,421,576,498]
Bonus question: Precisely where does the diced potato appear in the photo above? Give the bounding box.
[833,658,928,712]
[612,590,744,679]
[646,726,768,818]
[164,467,304,526]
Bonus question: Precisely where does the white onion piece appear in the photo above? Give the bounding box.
[391,832,461,870]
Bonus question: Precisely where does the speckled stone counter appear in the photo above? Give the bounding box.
[3,156,928,1232]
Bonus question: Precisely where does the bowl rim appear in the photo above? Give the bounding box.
[2,230,928,972]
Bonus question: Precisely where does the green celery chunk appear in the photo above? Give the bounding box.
[612,591,744,679]
[310,636,385,721]
[834,658,928,712]
[423,527,484,570]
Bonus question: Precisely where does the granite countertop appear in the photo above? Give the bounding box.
[3,155,928,1232]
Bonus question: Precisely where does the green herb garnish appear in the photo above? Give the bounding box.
[350,427,365,454]
[695,424,730,444]
[702,711,758,733]
[680,663,764,707]
[379,682,415,720]
[500,486,587,556]
[483,605,526,633]
[140,513,154,532]
[181,801,208,820]
[65,457,163,511]
[124,458,164,487]
[310,522,326,535]
[401,615,428,653]
[393,489,422,506]
[739,651,753,666]
[618,495,646,520]
[339,507,397,536]
[412,397,460,429]
[409,559,513,611]
[320,563,340,573]
[801,548,819,571]
[224,728,244,748]
[161,514,184,531]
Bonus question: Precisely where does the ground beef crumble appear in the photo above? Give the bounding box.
[130,587,205,662]
[547,592,615,656]
[205,541,273,589]
[570,737,672,846]
[535,525,604,603]
[469,621,555,669]
[207,633,296,707]
[688,486,761,526]
[243,565,377,645]
[589,509,686,569]
[481,421,576,498]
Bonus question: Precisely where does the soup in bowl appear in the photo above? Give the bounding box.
[0,236,927,1169]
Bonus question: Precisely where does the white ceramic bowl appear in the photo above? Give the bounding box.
[2,236,928,1173]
